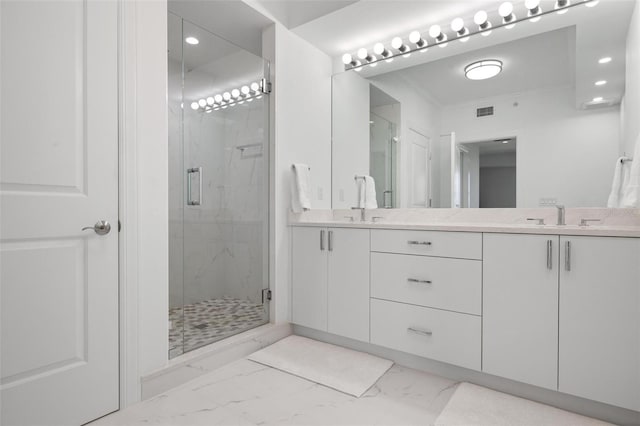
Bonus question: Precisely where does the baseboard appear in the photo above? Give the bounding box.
[141,323,292,399]
[294,325,640,426]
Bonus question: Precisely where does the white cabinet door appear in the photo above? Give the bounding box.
[1,1,119,425]
[328,228,370,342]
[483,234,559,390]
[559,236,640,411]
[292,227,328,331]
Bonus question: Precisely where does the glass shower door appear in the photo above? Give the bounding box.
[370,113,398,208]
[169,16,270,358]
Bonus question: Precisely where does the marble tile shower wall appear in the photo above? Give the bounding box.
[169,95,267,309]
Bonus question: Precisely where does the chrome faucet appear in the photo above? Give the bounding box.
[555,205,565,226]
[351,207,366,222]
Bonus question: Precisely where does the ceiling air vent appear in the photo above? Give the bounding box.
[476,106,494,117]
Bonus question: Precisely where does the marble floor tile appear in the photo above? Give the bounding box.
[93,359,459,426]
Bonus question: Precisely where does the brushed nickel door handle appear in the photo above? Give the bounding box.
[82,220,111,235]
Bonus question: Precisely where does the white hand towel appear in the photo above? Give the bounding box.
[622,134,640,208]
[291,164,311,213]
[356,175,378,209]
[607,158,627,207]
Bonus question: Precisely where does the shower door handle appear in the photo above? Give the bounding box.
[187,167,202,206]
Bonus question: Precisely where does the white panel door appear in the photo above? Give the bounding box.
[291,227,328,331]
[559,236,640,411]
[327,228,370,342]
[483,234,559,390]
[0,1,119,425]
[409,129,430,208]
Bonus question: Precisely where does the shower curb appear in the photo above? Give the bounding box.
[141,323,292,399]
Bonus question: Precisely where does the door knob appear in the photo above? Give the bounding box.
[82,220,111,235]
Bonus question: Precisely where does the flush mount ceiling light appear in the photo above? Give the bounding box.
[190,80,269,113]
[598,56,612,64]
[341,0,598,71]
[185,36,199,45]
[465,60,503,80]
[595,80,607,86]
[592,96,604,102]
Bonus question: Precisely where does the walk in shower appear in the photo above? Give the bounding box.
[168,14,270,359]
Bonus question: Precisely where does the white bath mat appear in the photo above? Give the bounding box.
[248,335,393,397]
[435,383,612,426]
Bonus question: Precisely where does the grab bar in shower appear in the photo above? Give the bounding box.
[187,167,202,206]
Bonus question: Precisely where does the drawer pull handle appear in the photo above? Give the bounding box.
[407,278,432,284]
[407,327,433,337]
[408,240,432,246]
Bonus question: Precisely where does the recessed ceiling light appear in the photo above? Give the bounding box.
[502,140,510,144]
[593,96,604,102]
[185,36,199,45]
[465,59,503,80]
[595,80,607,86]
[598,57,612,64]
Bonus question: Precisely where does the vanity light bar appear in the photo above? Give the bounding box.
[190,79,270,113]
[342,0,598,71]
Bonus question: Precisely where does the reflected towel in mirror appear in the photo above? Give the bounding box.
[291,164,311,213]
[622,135,640,208]
[356,175,378,209]
[607,157,632,207]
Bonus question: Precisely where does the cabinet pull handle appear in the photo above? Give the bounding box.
[565,241,571,271]
[328,230,333,252]
[408,240,432,246]
[320,230,325,251]
[407,278,432,284]
[407,327,433,336]
[187,167,202,206]
[546,240,553,270]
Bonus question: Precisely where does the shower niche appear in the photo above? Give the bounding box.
[168,14,270,359]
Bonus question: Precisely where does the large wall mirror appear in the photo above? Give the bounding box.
[332,0,636,209]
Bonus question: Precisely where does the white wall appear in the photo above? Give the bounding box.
[263,23,332,324]
[442,87,620,207]
[622,0,640,156]
[368,75,442,208]
[120,0,169,395]
[332,72,370,209]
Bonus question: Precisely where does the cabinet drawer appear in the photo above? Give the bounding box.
[370,299,481,370]
[371,230,482,260]
[371,252,481,315]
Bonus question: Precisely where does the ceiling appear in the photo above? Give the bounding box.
[253,0,359,29]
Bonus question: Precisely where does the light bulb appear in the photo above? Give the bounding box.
[250,82,260,92]
[241,86,250,95]
[526,0,542,20]
[206,97,215,106]
[555,0,570,13]
[357,48,368,60]
[391,37,403,50]
[190,102,199,110]
[451,18,464,32]
[408,31,426,48]
[342,53,353,65]
[198,99,207,107]
[185,36,199,45]
[223,92,231,101]
[429,25,442,39]
[231,89,240,98]
[474,10,488,26]
[373,43,390,56]
[214,94,223,103]
[499,2,513,17]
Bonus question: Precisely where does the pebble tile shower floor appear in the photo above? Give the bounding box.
[169,297,267,358]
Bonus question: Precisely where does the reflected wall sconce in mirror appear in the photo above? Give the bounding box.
[190,79,270,113]
[341,0,598,71]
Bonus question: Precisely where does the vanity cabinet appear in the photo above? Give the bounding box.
[558,236,640,411]
[483,234,559,390]
[370,229,483,370]
[483,233,640,410]
[291,226,370,342]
